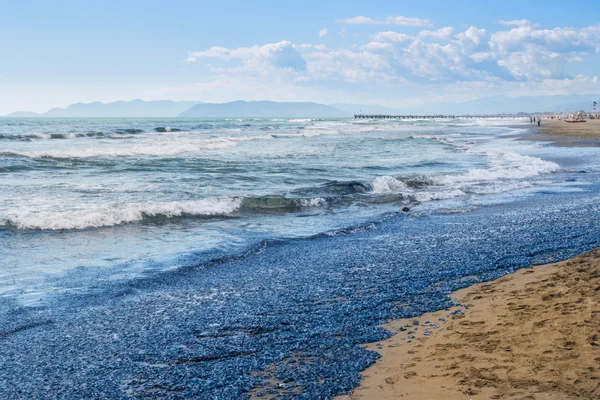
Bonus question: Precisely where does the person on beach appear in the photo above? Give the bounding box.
[530,116,533,124]
[538,117,541,126]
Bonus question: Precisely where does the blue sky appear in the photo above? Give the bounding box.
[2,0,600,113]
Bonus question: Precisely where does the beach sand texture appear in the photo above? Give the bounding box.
[538,119,600,139]
[338,250,600,400]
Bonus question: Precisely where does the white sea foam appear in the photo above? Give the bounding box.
[154,128,245,136]
[300,197,327,207]
[1,198,242,230]
[2,139,237,159]
[369,149,559,203]
[433,150,559,185]
[371,176,412,194]
[413,189,467,202]
[224,134,273,142]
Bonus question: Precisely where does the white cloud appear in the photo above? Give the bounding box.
[319,28,328,38]
[296,43,326,50]
[462,26,486,46]
[497,46,565,80]
[498,19,538,28]
[419,27,455,41]
[177,22,600,107]
[351,26,490,81]
[490,25,600,53]
[187,41,307,72]
[339,16,380,25]
[386,16,434,27]
[489,24,600,80]
[338,15,434,27]
[371,31,414,42]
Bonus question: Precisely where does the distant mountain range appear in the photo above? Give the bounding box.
[5,100,198,118]
[45,100,199,117]
[4,111,44,117]
[4,99,351,118]
[3,95,599,118]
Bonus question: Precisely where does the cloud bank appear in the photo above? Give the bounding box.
[174,17,600,107]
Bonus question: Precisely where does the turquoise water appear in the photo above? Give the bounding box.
[0,117,584,301]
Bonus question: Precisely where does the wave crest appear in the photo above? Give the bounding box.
[1,198,243,230]
[0,139,237,159]
[367,150,559,202]
[0,196,332,231]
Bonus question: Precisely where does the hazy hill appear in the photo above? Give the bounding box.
[178,101,350,117]
[43,100,200,117]
[4,111,43,117]
[5,95,600,118]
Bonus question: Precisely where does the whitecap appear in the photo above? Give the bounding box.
[1,198,243,230]
[2,139,237,159]
[371,176,412,194]
[300,198,328,207]
[434,150,559,185]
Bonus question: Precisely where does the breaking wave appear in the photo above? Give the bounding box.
[434,150,559,184]
[154,127,183,133]
[0,133,51,140]
[1,198,244,231]
[1,195,332,231]
[0,139,237,159]
[368,149,559,201]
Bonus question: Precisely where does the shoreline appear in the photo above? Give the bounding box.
[337,250,600,399]
[3,118,600,398]
[336,121,600,399]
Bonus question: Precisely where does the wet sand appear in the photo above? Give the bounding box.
[337,250,600,400]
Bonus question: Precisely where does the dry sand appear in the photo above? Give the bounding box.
[520,119,600,146]
[337,250,600,400]
[538,119,600,139]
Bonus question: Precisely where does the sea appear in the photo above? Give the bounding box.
[1,117,599,398]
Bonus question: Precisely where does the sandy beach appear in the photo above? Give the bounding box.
[538,119,600,139]
[337,250,600,400]
[519,119,600,146]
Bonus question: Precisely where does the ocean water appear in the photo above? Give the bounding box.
[0,117,568,297]
[1,117,600,398]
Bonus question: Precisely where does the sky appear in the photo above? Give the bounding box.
[2,0,600,114]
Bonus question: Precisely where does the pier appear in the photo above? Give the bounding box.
[354,114,518,119]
